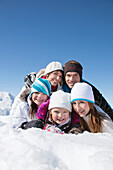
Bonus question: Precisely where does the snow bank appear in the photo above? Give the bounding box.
[0,116,113,170]
[0,92,14,115]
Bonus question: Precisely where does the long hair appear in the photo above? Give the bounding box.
[79,102,109,133]
[29,99,38,119]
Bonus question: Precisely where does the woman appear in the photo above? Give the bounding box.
[37,61,64,92]
[71,82,113,133]
[35,61,64,121]
[10,78,51,128]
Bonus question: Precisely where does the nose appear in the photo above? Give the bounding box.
[56,75,61,81]
[75,104,81,112]
[38,93,43,99]
[70,76,74,81]
[58,113,63,118]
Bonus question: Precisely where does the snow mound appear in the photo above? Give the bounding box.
[0,118,113,170]
[0,92,14,115]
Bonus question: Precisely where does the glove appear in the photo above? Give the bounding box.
[68,127,83,134]
[43,124,64,134]
[19,119,44,130]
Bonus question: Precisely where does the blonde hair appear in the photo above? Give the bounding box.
[79,102,109,133]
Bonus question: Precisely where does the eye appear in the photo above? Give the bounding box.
[67,74,71,77]
[54,72,58,75]
[80,101,85,104]
[59,75,62,78]
[54,111,59,114]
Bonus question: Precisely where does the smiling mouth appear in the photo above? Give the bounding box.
[68,82,75,86]
[57,119,64,121]
[78,111,84,115]
[53,80,57,83]
[36,99,43,102]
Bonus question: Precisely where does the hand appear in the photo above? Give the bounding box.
[43,124,64,134]
[68,127,83,134]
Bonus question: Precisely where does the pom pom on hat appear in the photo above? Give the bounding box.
[31,78,51,97]
[71,82,95,103]
[45,61,63,75]
[49,90,72,112]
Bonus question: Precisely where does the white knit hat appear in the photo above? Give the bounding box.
[71,82,95,103]
[49,90,72,112]
[45,61,63,75]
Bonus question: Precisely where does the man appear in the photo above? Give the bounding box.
[62,60,113,120]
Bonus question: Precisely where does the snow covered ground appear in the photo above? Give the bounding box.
[0,92,14,116]
[0,92,113,170]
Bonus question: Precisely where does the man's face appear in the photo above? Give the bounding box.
[65,72,80,88]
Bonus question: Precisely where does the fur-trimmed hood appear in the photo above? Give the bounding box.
[19,88,31,102]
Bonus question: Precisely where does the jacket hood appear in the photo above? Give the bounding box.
[19,88,31,102]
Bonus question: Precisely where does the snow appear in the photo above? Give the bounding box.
[0,92,14,116]
[0,92,113,170]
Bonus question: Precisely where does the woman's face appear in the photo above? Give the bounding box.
[72,100,90,117]
[32,92,48,106]
[47,71,63,86]
[50,107,70,124]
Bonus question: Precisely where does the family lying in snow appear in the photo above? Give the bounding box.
[10,60,113,134]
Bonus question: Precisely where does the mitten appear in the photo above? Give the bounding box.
[43,124,64,134]
[36,99,50,120]
[19,121,28,129]
[19,119,44,130]
[68,127,83,134]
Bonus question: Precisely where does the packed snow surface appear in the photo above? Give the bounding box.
[0,92,113,170]
[0,116,113,170]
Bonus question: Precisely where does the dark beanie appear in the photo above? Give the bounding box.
[64,62,83,79]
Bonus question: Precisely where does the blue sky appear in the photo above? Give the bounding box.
[0,0,113,107]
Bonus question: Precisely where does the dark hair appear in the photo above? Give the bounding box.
[64,60,83,70]
[29,100,38,119]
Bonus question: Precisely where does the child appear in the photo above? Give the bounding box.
[10,78,51,129]
[71,82,113,133]
[44,90,82,134]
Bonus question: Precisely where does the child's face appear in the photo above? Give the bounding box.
[47,71,63,87]
[50,107,70,124]
[72,100,90,117]
[32,92,48,107]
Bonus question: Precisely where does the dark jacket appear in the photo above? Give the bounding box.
[62,79,113,120]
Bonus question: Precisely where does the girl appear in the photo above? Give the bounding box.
[44,90,82,134]
[10,78,51,128]
[71,82,113,133]
[36,61,64,121]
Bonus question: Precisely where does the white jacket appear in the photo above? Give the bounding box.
[10,88,36,128]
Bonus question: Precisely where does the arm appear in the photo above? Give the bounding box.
[10,98,29,128]
[83,80,113,120]
[36,99,50,121]
[92,85,113,120]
